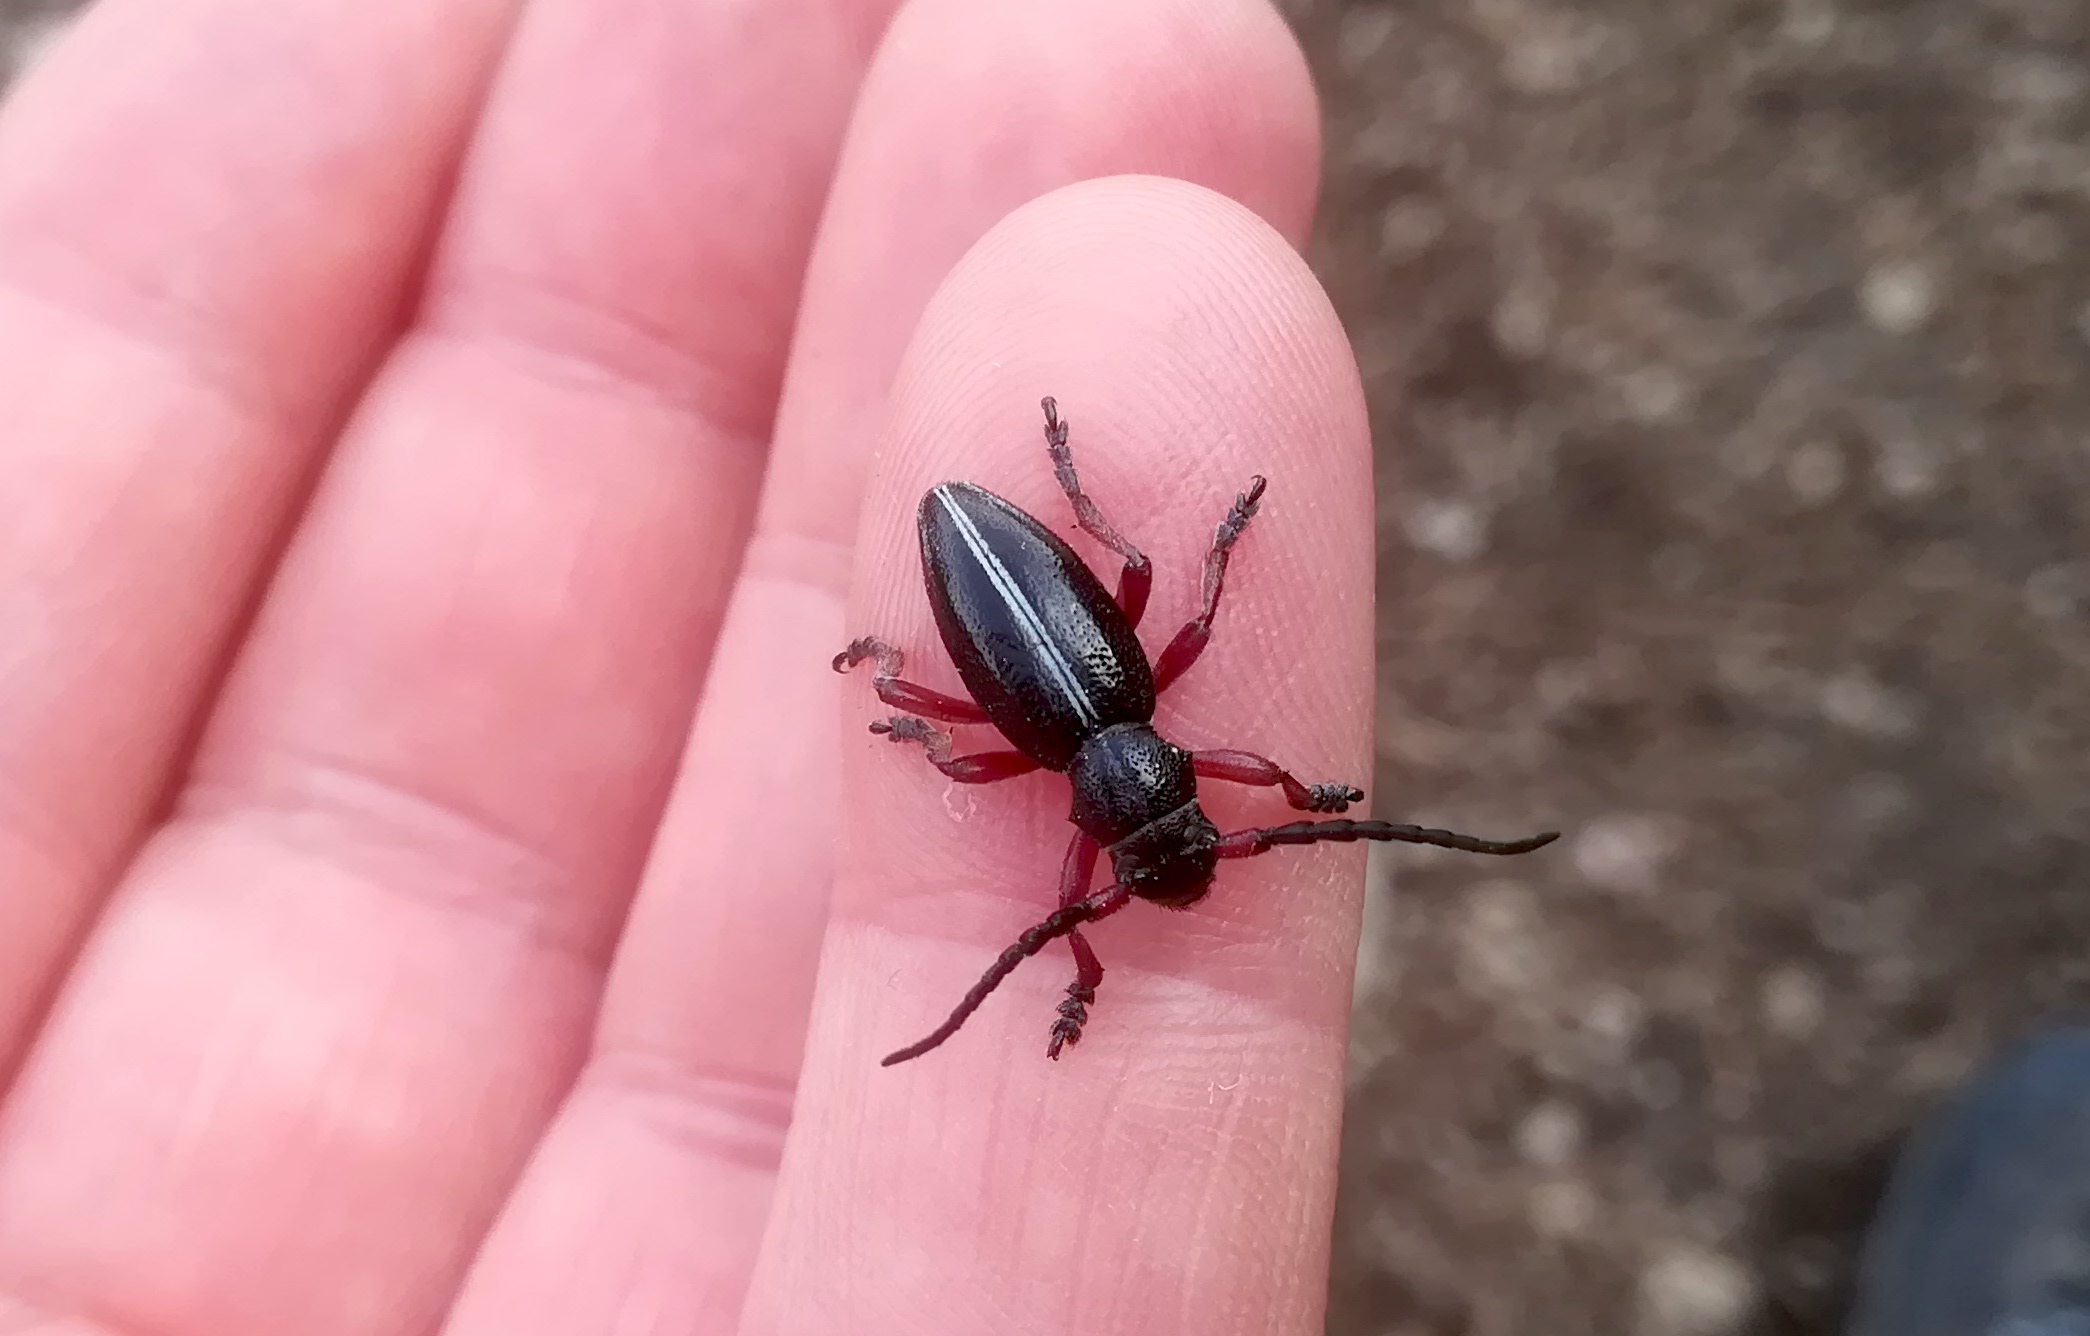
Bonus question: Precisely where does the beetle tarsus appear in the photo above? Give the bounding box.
[1224,477,1267,539]
[1305,783,1365,813]
[833,635,900,676]
[1047,982,1094,1059]
[871,715,936,744]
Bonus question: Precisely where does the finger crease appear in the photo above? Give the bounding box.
[581,1048,794,1174]
[732,528,855,601]
[0,1284,181,1336]
[174,752,613,971]
[0,768,106,908]
[415,277,777,447]
[0,234,307,442]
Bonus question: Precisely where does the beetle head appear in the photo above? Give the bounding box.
[1106,802,1222,908]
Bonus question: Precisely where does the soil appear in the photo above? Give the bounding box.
[1293,1,2090,1332]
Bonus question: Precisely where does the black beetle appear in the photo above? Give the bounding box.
[837,398,1558,1066]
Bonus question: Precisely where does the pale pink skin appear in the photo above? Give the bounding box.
[0,0,1378,1332]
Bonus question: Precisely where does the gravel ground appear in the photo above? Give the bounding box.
[7,2,2089,1334]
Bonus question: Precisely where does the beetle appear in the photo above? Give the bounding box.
[837,397,1559,1066]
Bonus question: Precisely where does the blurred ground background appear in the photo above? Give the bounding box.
[1291,1,2090,1333]
[6,1,2088,1333]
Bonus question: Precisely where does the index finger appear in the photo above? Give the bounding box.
[742,176,1373,1335]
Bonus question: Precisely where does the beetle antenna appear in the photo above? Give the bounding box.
[882,884,1133,1066]
[1217,819,1560,859]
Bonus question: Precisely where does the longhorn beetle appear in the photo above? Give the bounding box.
[837,398,1559,1066]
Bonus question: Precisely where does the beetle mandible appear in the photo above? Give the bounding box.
[836,397,1559,1066]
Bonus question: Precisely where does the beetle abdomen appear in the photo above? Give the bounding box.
[919,482,1154,769]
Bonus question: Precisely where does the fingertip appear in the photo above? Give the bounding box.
[762,0,1322,552]
[886,173,1366,493]
[871,0,1321,246]
[837,173,1374,993]
[865,173,1372,757]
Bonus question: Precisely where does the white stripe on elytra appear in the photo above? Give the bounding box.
[935,488,1102,728]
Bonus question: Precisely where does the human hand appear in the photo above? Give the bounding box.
[0,0,1373,1332]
